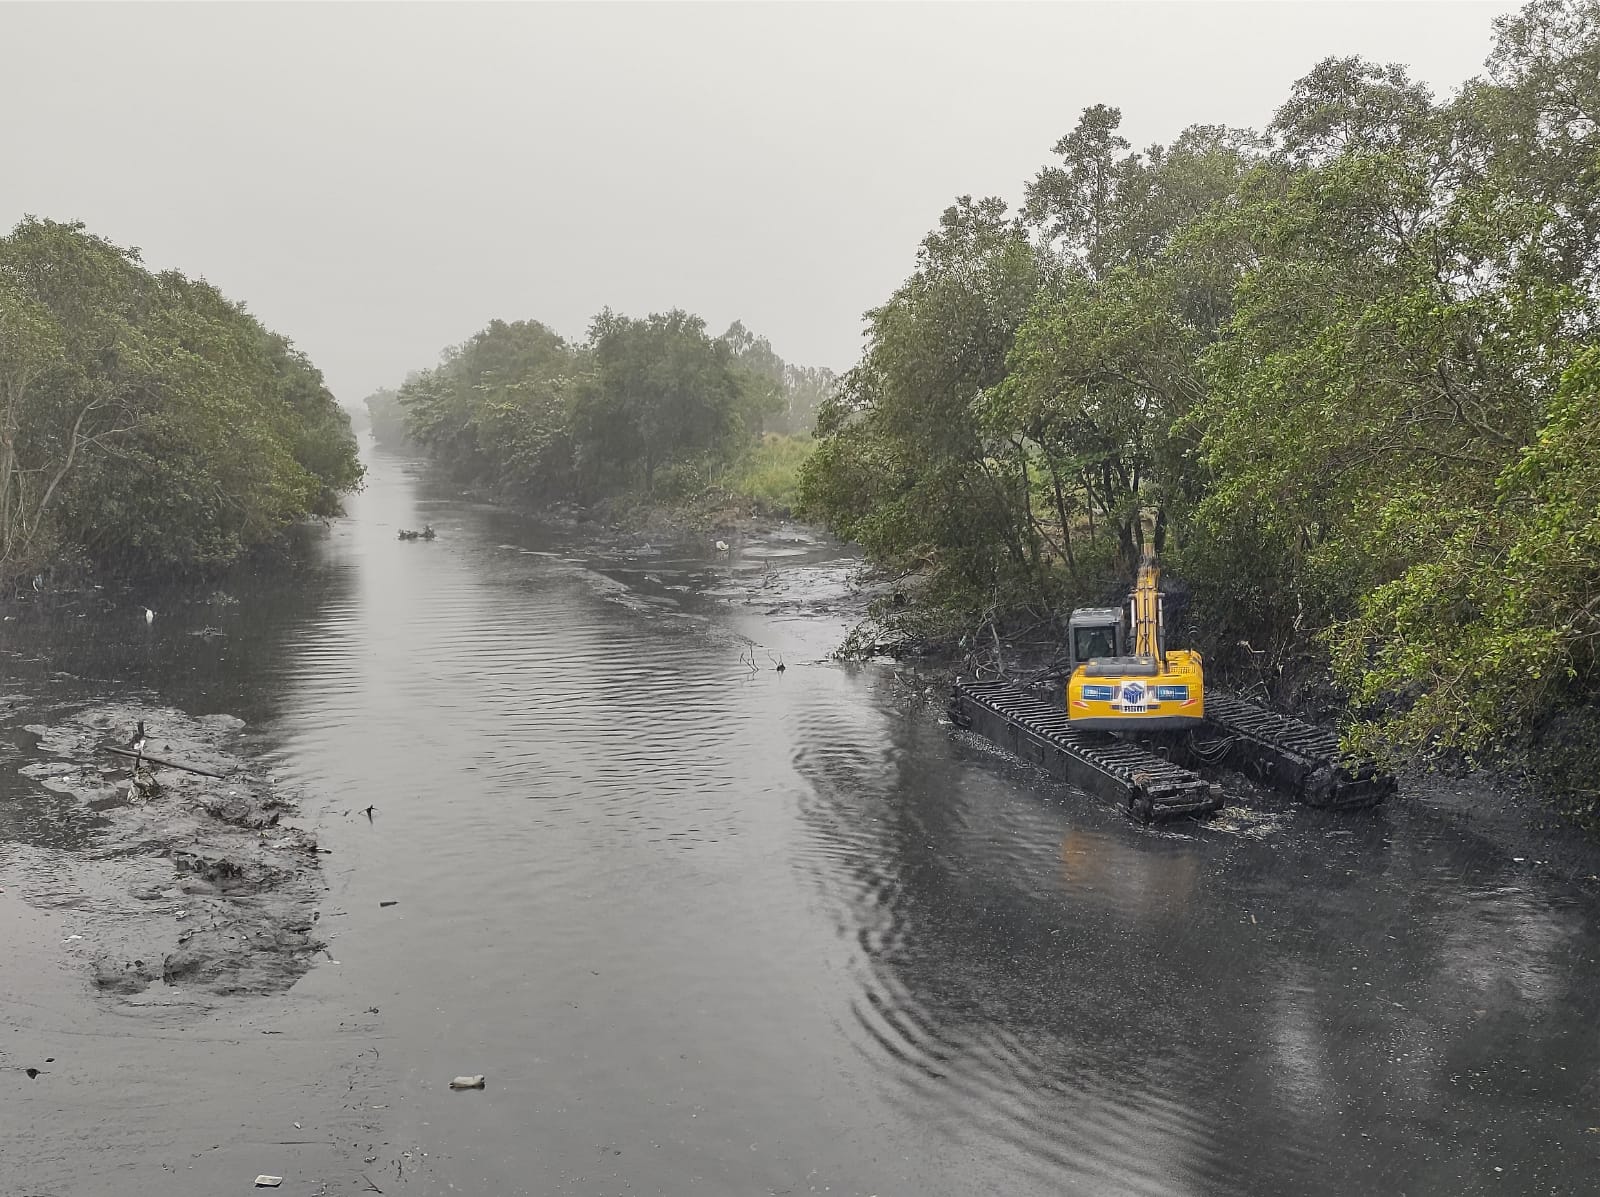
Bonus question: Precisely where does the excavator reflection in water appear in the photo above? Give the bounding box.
[1058,825,1203,917]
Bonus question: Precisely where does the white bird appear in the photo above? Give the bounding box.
[141,607,155,624]
[714,540,729,553]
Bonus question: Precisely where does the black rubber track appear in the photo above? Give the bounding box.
[950,679,1394,817]
[1202,693,1395,810]
[949,678,1223,823]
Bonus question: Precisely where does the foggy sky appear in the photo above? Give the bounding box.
[2,2,1519,404]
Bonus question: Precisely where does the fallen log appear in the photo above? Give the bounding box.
[100,745,229,779]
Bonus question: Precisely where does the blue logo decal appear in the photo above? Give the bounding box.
[1082,684,1115,702]
[1154,685,1190,702]
[1120,681,1146,705]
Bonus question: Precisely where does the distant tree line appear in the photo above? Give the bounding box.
[365,312,833,504]
[0,218,362,583]
[798,0,1600,784]
[363,385,409,448]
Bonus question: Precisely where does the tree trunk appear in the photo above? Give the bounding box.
[1014,441,1043,575]
[968,461,1032,576]
[1046,456,1076,575]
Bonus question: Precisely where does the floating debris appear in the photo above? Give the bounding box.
[102,743,227,778]
[449,1075,486,1090]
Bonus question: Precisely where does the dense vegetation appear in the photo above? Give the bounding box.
[799,0,1600,790]
[364,386,410,448]
[0,218,362,583]
[368,313,829,514]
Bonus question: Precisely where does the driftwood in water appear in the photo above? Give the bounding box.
[100,745,229,778]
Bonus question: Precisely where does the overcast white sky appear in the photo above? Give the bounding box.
[2,1,1519,403]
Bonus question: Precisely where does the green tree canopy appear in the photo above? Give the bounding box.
[798,0,1600,791]
[0,218,361,580]
[387,310,824,508]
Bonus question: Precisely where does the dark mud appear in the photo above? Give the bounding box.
[2,693,325,1002]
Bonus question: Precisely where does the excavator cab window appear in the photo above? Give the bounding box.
[1073,624,1117,665]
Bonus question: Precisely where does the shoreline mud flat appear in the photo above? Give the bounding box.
[0,687,397,1197]
[2,694,326,1004]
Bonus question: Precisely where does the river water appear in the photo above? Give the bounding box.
[3,443,1599,1196]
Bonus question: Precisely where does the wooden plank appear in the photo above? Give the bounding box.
[100,745,228,779]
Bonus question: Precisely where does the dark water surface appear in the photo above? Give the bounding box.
[4,443,1600,1195]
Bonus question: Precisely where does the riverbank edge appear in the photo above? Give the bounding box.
[2,515,342,607]
[805,566,1600,846]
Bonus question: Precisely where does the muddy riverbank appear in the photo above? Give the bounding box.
[2,691,325,1000]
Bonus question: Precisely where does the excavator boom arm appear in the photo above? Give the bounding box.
[1132,548,1163,661]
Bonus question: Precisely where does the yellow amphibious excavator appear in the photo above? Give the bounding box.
[1065,543,1204,731]
[950,538,1394,820]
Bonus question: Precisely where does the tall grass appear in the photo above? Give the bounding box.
[724,434,815,513]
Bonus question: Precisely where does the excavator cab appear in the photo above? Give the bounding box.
[1067,609,1123,670]
[1066,547,1205,731]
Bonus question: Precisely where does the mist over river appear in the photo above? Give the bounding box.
[3,441,1598,1196]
